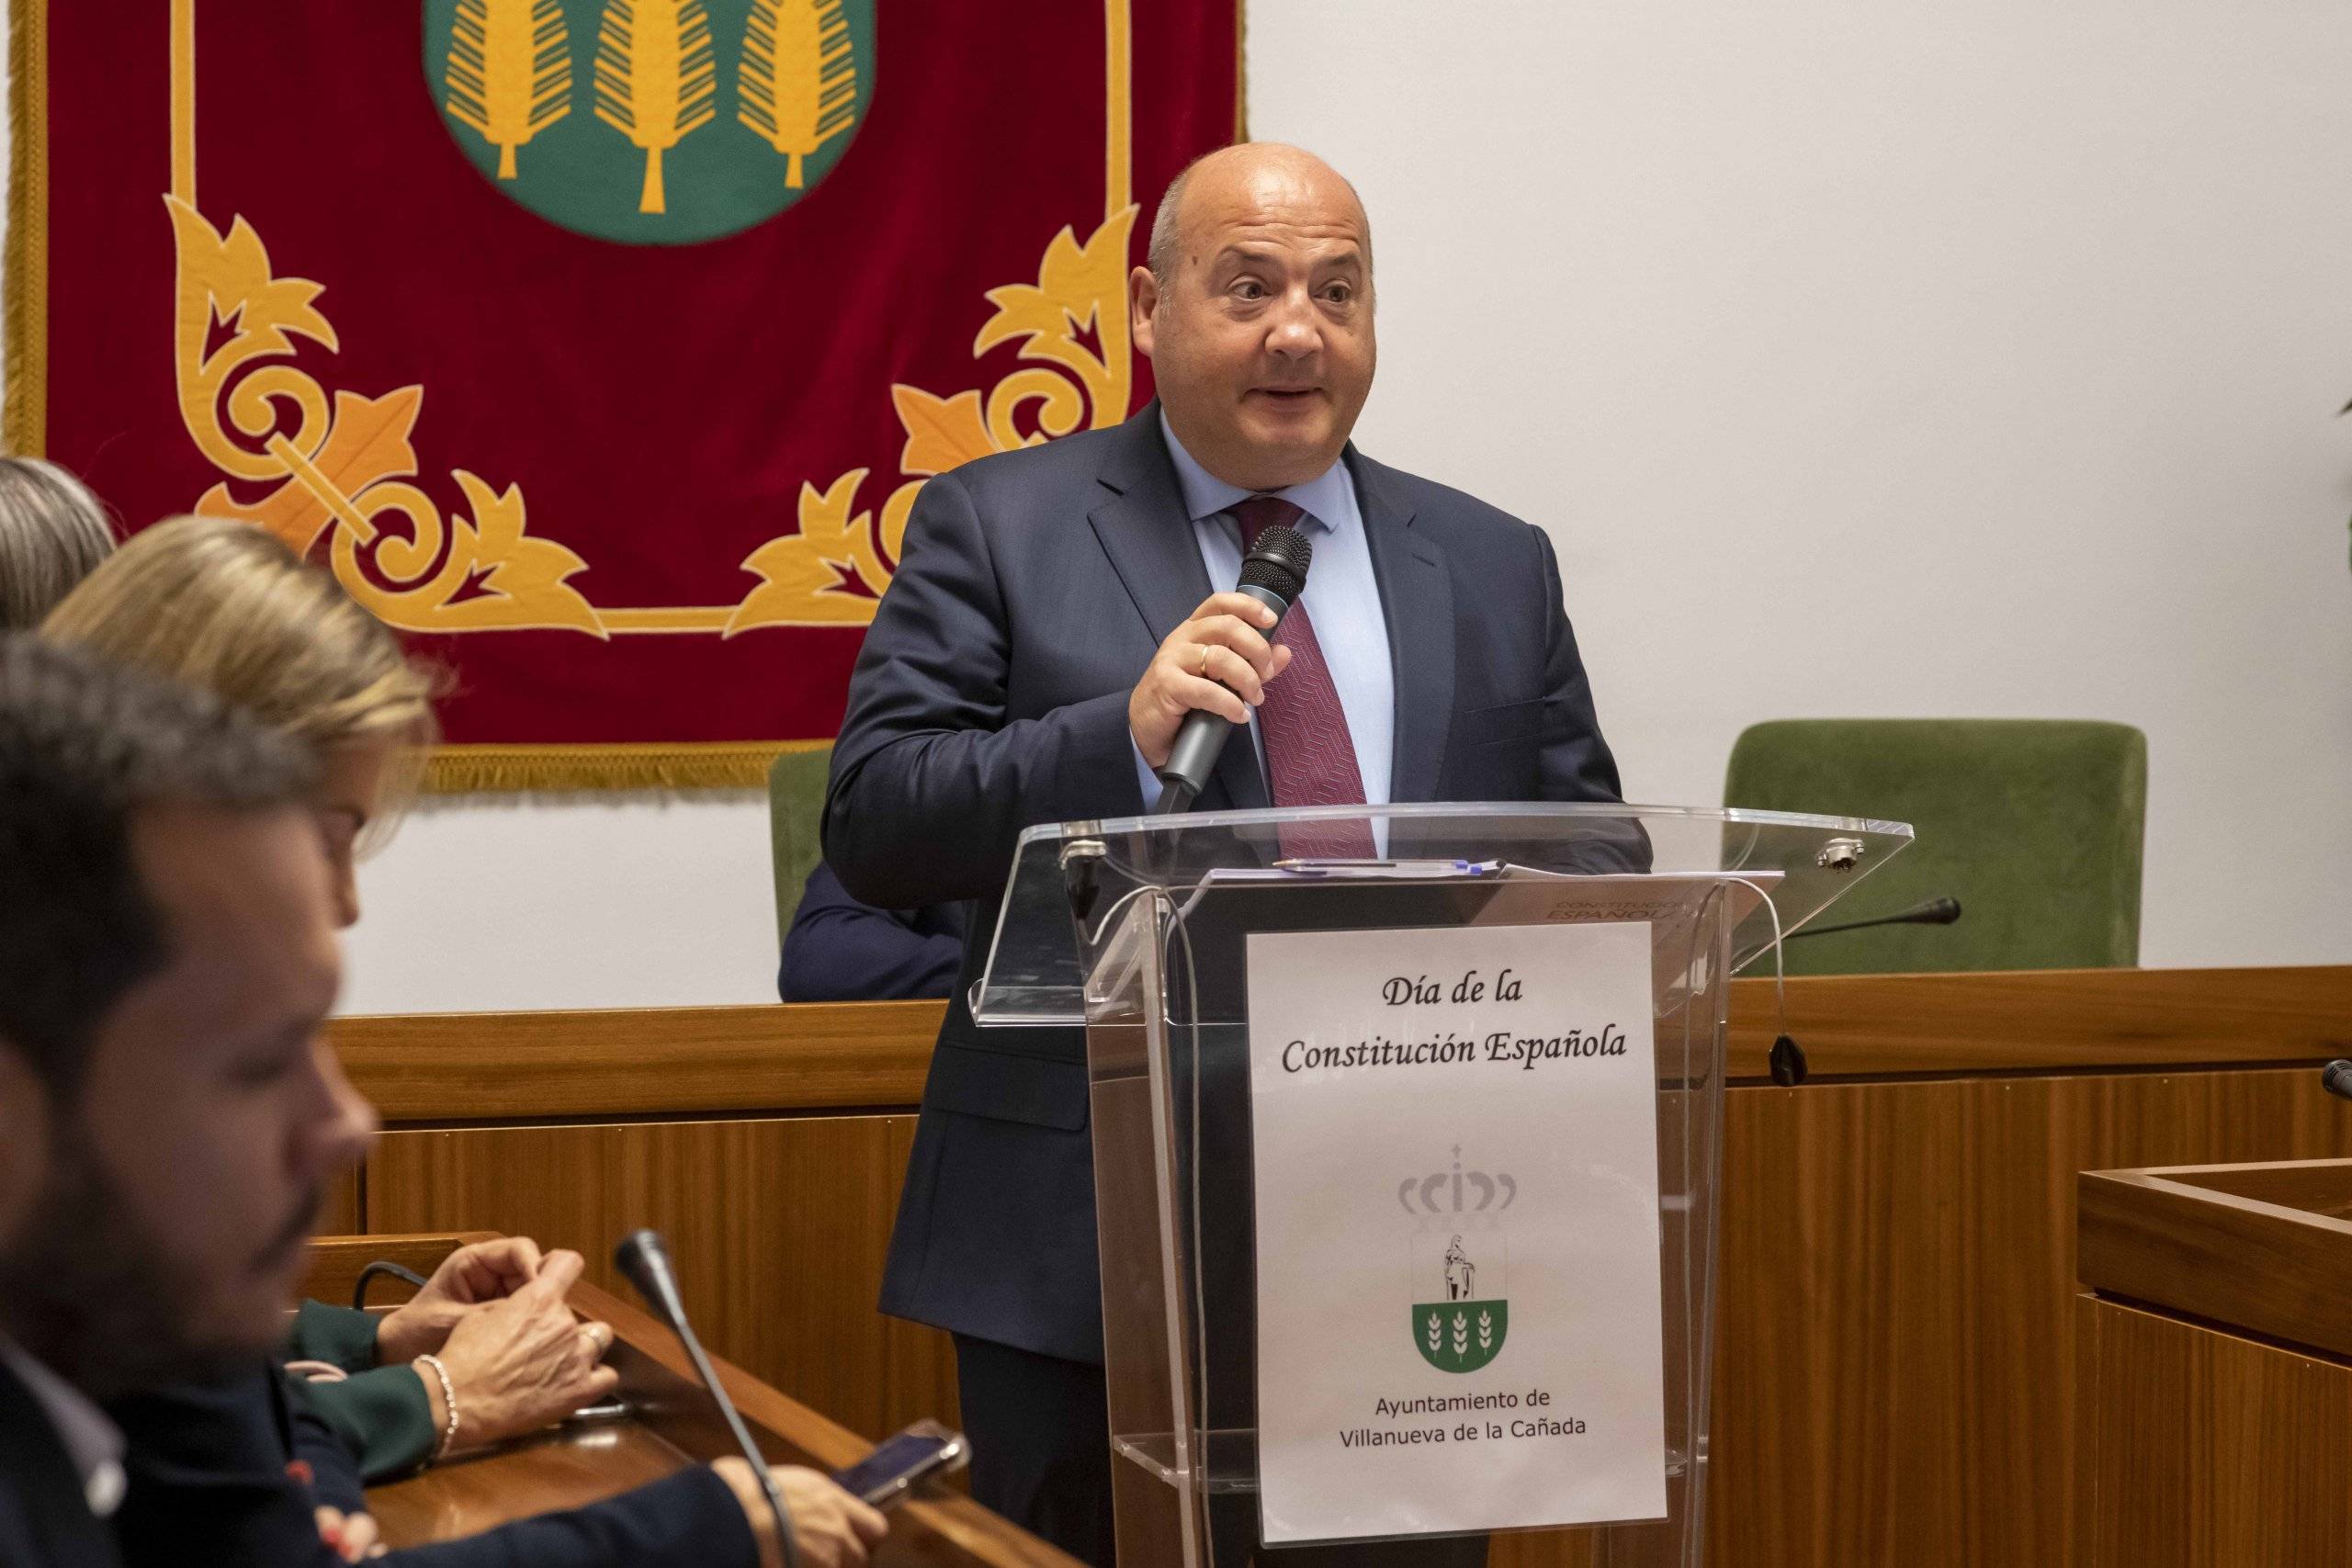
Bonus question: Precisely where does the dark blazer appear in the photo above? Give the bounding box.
[827,403,1623,1364]
[777,862,968,1002]
[107,1364,758,1568]
[0,1359,120,1568]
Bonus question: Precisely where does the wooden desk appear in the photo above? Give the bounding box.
[2074,1159,2352,1567]
[322,965,2352,1568]
[306,1235,1077,1566]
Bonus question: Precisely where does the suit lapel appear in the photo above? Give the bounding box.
[0,1360,120,1568]
[1352,450,1455,805]
[1089,403,1268,810]
[1089,404,1211,649]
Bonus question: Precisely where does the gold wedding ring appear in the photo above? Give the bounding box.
[1198,645,1210,675]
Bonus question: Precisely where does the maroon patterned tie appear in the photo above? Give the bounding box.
[1232,496,1378,859]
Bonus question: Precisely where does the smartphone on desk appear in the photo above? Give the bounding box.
[833,1419,968,1508]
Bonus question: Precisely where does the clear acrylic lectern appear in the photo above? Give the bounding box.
[975,804,1910,1568]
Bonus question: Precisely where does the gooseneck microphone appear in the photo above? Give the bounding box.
[1151,524,1314,815]
[616,1230,799,1568]
[1786,896,1962,942]
[2322,1060,2352,1102]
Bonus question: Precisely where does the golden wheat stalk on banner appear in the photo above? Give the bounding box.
[445,0,573,180]
[594,0,718,213]
[737,0,859,189]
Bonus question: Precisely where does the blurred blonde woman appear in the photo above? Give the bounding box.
[42,514,437,930]
[0,456,116,629]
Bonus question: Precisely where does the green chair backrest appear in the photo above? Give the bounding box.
[1724,718,2146,975]
[768,745,833,951]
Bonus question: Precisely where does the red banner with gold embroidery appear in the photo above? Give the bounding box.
[11,1,1238,787]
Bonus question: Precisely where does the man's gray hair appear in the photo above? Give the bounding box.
[0,634,316,1097]
[1147,163,1195,283]
[0,457,117,631]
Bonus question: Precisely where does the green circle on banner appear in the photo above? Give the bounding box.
[422,0,875,246]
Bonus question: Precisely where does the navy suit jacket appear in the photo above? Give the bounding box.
[107,1364,756,1568]
[777,862,967,1003]
[0,1360,119,1568]
[826,403,1623,1363]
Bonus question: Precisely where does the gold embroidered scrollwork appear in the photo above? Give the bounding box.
[166,195,605,636]
[729,204,1137,632]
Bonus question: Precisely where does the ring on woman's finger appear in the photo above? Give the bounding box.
[1197,645,1210,675]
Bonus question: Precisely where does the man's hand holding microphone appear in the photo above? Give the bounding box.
[1128,591,1292,771]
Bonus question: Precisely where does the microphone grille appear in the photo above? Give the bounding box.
[1239,525,1312,602]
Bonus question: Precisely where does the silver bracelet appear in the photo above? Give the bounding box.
[413,1354,460,1461]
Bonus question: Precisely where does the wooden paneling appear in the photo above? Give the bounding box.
[302,1231,490,1309]
[2075,1293,2352,1567]
[328,967,2352,1122]
[2079,1160,2352,1361]
[365,1114,959,1443]
[351,1066,2352,1568]
[332,1000,944,1122]
[1723,964,2352,1079]
[1705,1066,2352,1568]
[2162,1156,2352,1216]
[1488,1533,1592,1568]
[320,1166,364,1236]
[325,968,2352,1568]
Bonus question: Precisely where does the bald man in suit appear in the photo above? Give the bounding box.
[829,144,1623,1565]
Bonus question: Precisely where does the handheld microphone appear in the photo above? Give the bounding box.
[2323,1061,2352,1102]
[1786,896,1962,942]
[1151,524,1314,815]
[616,1230,799,1568]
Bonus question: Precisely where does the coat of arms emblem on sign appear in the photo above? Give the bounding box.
[1403,1146,1512,1373]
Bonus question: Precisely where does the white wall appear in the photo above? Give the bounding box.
[13,2,2351,1011]
[345,791,779,1013]
[1248,0,2352,971]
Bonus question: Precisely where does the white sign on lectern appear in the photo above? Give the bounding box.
[1247,920,1669,1543]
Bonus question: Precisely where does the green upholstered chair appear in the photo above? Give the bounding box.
[1723,719,2146,975]
[767,745,833,950]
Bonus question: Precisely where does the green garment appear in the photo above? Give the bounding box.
[282,1299,438,1481]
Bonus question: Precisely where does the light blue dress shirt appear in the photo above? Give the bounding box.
[1131,414,1396,827]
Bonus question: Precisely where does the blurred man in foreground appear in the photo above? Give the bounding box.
[0,636,882,1568]
[0,632,350,1566]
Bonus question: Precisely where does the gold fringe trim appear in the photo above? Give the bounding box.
[425,739,830,795]
[1233,0,1248,142]
[5,0,49,456]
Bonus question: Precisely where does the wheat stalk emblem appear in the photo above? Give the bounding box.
[594,0,718,213]
[737,0,859,189]
[1451,1311,1469,1359]
[1424,1310,1442,1353]
[1477,1310,1494,1352]
[445,0,572,180]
